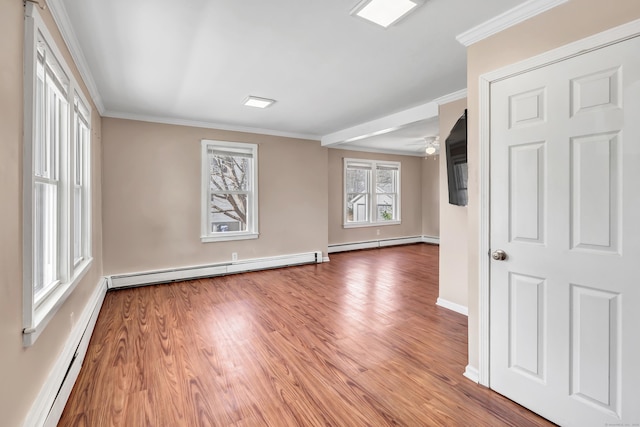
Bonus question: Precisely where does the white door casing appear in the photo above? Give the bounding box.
[487,30,640,427]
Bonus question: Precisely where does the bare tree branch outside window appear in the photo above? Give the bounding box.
[208,153,251,232]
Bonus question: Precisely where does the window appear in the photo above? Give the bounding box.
[23,3,92,346]
[201,140,258,242]
[344,158,400,227]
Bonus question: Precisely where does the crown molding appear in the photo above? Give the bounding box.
[102,110,321,141]
[434,88,467,105]
[456,0,568,47]
[46,0,105,114]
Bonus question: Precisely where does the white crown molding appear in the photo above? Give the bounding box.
[456,0,569,47]
[434,88,467,105]
[102,110,321,141]
[46,0,105,114]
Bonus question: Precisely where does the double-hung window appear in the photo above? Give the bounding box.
[344,158,401,227]
[201,140,258,242]
[23,3,92,346]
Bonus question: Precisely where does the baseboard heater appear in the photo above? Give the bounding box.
[328,235,438,254]
[108,251,324,289]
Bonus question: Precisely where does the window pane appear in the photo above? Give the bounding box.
[34,66,46,177]
[209,193,248,232]
[376,194,396,221]
[346,168,370,194]
[376,168,396,193]
[347,193,369,222]
[34,182,57,297]
[209,154,251,191]
[73,186,82,263]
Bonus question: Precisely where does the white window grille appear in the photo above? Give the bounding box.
[201,140,259,242]
[344,158,401,227]
[23,3,92,346]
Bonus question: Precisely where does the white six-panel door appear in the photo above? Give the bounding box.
[489,35,640,426]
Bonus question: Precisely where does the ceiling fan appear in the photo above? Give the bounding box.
[404,135,440,156]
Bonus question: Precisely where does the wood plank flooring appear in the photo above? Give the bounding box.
[59,244,554,426]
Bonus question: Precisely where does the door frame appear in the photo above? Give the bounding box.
[477,18,640,387]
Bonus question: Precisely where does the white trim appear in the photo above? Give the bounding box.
[456,0,568,47]
[108,251,324,289]
[46,0,105,114]
[463,365,480,383]
[477,18,640,388]
[23,278,107,427]
[328,236,423,253]
[23,259,92,346]
[23,3,94,346]
[478,74,491,388]
[343,221,401,229]
[201,140,258,242]
[343,158,401,227]
[433,89,468,105]
[104,110,320,141]
[436,297,468,316]
[322,256,331,263]
[421,235,440,245]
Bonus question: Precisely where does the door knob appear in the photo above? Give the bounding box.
[492,249,507,261]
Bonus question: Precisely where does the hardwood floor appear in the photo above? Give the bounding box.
[59,244,554,426]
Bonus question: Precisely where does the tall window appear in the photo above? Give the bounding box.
[344,158,401,227]
[201,140,258,242]
[23,4,92,346]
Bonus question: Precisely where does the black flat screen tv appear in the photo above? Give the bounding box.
[445,110,468,206]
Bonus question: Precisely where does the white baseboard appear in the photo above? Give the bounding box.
[322,256,330,263]
[24,277,107,427]
[421,235,440,245]
[436,297,468,316]
[328,236,424,253]
[464,365,480,383]
[108,251,324,289]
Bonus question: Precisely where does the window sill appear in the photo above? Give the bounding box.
[201,232,259,243]
[23,257,93,347]
[343,221,401,229]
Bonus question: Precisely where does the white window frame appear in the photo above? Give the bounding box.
[201,140,259,242]
[343,158,401,228]
[23,3,92,347]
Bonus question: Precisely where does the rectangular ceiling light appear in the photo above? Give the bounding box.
[351,0,421,28]
[243,96,275,109]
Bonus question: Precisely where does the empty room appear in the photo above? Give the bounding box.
[2,0,640,426]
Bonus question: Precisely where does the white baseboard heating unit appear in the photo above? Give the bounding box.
[108,251,324,289]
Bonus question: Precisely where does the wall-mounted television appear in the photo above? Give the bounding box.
[445,110,468,206]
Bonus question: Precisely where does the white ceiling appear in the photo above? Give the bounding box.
[56,0,527,153]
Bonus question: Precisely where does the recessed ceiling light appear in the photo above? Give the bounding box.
[243,96,275,109]
[350,0,422,28]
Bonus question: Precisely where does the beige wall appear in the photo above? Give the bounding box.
[421,154,439,237]
[438,98,468,308]
[102,118,328,273]
[0,2,104,426]
[327,148,424,245]
[465,0,640,369]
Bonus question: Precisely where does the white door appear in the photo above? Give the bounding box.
[489,35,640,426]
